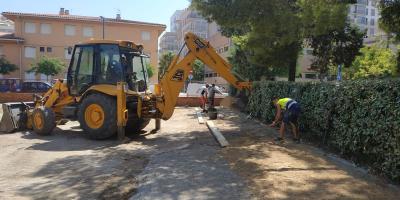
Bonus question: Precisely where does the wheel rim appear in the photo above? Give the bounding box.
[84,104,105,129]
[33,112,44,130]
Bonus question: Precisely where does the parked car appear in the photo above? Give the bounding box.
[20,81,52,93]
[0,79,22,92]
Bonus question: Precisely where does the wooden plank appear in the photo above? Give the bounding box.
[206,121,229,147]
[195,108,205,124]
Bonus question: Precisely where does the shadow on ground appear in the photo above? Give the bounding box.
[16,148,148,200]
[215,108,400,200]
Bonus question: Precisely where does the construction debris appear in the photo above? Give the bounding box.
[206,120,229,147]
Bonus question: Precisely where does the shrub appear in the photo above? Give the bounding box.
[248,79,400,182]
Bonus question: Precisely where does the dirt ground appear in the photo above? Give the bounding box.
[214,108,400,200]
[0,107,399,200]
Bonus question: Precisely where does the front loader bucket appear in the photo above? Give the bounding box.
[0,102,33,133]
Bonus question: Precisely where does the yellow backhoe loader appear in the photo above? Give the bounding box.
[0,32,251,139]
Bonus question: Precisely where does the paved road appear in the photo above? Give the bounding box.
[0,107,399,200]
[0,107,249,200]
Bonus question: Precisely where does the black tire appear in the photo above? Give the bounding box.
[125,118,151,134]
[32,106,56,136]
[78,93,117,140]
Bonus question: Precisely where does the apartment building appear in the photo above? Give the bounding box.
[298,0,384,80]
[204,22,231,87]
[162,8,231,89]
[0,9,166,83]
[0,15,14,33]
[348,0,384,43]
[159,32,179,55]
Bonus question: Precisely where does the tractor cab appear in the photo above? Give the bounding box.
[67,40,150,96]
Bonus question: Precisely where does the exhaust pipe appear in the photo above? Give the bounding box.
[0,102,33,133]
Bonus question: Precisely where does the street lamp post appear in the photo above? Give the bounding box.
[100,16,105,39]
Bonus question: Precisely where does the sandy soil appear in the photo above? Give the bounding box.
[214,108,400,200]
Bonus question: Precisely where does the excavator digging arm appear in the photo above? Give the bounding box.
[156,32,251,120]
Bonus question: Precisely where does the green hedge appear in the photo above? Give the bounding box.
[247,79,400,182]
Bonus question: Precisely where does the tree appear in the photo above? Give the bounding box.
[29,57,64,81]
[349,45,397,79]
[192,60,205,81]
[309,23,365,78]
[192,0,355,81]
[146,63,154,78]
[158,51,175,79]
[379,0,400,72]
[0,56,18,75]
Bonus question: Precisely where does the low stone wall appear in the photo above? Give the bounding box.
[175,96,223,107]
[0,93,35,103]
[0,92,223,107]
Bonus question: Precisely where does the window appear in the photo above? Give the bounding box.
[370,28,375,36]
[40,23,52,34]
[24,47,36,58]
[24,22,36,33]
[40,47,45,52]
[98,45,121,84]
[224,46,229,52]
[64,25,76,36]
[24,72,35,81]
[371,9,375,16]
[40,74,48,81]
[69,46,94,95]
[141,31,151,41]
[83,27,93,37]
[0,46,3,56]
[370,18,375,26]
[64,47,72,59]
[47,47,52,53]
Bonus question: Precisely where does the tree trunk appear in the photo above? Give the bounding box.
[397,51,400,74]
[287,42,300,82]
[288,58,297,82]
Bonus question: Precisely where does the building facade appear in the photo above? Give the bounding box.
[348,0,384,44]
[0,9,165,83]
[164,8,231,89]
[204,22,231,88]
[159,32,179,55]
[297,0,384,81]
[0,15,14,33]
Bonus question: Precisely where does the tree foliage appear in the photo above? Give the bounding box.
[379,0,400,72]
[379,0,400,41]
[146,63,154,78]
[0,56,18,75]
[349,45,397,79]
[309,23,365,76]
[192,60,205,81]
[158,51,175,79]
[192,0,355,81]
[28,57,64,81]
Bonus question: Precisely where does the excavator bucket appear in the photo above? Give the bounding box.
[0,102,32,133]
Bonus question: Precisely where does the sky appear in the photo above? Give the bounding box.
[0,0,190,31]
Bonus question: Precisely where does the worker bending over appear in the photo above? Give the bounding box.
[269,97,301,143]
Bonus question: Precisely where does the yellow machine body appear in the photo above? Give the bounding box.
[1,32,251,139]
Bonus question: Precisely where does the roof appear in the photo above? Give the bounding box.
[1,12,166,29]
[0,32,24,42]
[81,39,144,51]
